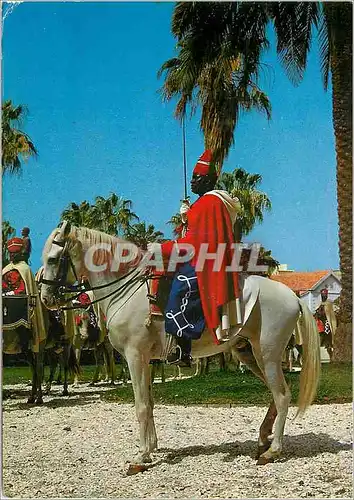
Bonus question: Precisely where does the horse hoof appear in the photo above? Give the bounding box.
[126,464,149,476]
[257,455,275,465]
[62,391,69,396]
[255,443,271,459]
[27,397,35,404]
[35,398,44,405]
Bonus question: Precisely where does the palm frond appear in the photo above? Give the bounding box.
[270,2,320,85]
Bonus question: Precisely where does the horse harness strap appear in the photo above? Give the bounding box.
[41,237,166,312]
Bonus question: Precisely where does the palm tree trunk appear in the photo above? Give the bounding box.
[331,4,352,362]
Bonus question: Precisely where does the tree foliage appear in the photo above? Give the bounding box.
[126,222,165,250]
[2,220,15,266]
[2,100,37,174]
[60,193,139,236]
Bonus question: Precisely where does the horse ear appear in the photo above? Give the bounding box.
[59,220,71,239]
[63,221,71,237]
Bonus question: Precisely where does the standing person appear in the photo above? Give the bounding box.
[314,288,337,362]
[21,227,32,264]
[149,150,241,366]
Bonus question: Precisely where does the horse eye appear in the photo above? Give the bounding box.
[47,257,58,265]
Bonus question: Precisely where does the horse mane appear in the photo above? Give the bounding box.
[43,226,144,277]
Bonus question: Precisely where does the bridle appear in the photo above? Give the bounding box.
[40,238,158,311]
[40,240,80,297]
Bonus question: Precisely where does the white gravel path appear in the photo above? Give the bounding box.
[2,384,352,499]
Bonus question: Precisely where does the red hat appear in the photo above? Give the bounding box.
[7,237,24,254]
[193,149,217,177]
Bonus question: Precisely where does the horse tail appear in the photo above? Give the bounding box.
[296,299,321,416]
[68,344,81,376]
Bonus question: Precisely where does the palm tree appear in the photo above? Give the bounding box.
[2,220,15,267]
[61,201,94,228]
[240,245,279,277]
[2,100,37,174]
[126,222,164,250]
[61,194,139,236]
[258,247,280,277]
[91,194,139,236]
[158,8,271,167]
[217,168,271,240]
[167,213,184,237]
[162,2,352,361]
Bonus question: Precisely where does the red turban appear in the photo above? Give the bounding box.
[7,237,24,254]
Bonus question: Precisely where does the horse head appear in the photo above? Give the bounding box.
[41,221,83,309]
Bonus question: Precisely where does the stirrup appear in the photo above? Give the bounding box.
[161,334,176,361]
[166,345,182,365]
[167,346,192,367]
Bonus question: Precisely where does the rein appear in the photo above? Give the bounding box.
[41,238,162,312]
[58,270,148,311]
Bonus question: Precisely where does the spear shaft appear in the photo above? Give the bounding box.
[182,115,187,200]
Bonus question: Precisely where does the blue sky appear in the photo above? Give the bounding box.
[2,2,338,272]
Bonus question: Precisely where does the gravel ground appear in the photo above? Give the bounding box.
[2,383,352,499]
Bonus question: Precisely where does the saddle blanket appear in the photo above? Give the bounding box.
[149,263,205,340]
[2,295,33,330]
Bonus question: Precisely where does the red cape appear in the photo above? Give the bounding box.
[161,193,239,339]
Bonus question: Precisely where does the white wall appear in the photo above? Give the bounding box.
[301,275,341,313]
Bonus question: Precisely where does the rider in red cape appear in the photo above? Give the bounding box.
[158,150,241,365]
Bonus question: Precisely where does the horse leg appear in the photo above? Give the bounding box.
[289,348,293,372]
[231,344,276,458]
[73,348,81,386]
[35,345,44,404]
[90,346,101,385]
[256,401,277,459]
[29,344,44,405]
[150,363,156,384]
[56,363,62,384]
[160,362,165,384]
[194,358,200,377]
[27,351,37,404]
[125,347,157,465]
[62,345,69,396]
[45,351,55,394]
[256,347,291,465]
[103,344,115,384]
[109,346,116,385]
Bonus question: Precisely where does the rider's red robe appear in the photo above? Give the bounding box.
[161,192,239,340]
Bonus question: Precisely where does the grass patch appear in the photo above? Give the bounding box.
[3,363,351,406]
[2,364,99,386]
[102,363,352,406]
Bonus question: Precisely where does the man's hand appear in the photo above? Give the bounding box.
[147,242,162,254]
[144,243,163,275]
[179,198,190,223]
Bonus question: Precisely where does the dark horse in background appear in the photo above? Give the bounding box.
[2,298,79,403]
[44,308,80,395]
[2,294,46,404]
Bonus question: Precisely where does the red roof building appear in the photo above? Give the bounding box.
[270,269,341,312]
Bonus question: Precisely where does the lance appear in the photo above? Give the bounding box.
[181,115,188,237]
[182,114,187,200]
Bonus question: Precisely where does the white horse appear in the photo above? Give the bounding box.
[40,222,320,469]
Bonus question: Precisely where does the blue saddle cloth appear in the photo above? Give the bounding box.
[164,262,205,340]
